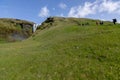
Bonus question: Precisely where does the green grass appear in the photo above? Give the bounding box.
[0,17,120,80]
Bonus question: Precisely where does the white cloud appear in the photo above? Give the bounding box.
[99,0,120,13]
[39,6,49,17]
[68,1,98,17]
[59,3,67,9]
[68,0,120,18]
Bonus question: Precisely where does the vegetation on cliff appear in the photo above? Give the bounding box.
[0,18,34,42]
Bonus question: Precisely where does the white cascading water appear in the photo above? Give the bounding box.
[32,24,40,33]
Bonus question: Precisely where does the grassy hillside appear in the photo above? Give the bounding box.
[0,18,34,42]
[0,17,120,80]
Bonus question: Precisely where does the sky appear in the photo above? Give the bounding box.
[0,0,120,24]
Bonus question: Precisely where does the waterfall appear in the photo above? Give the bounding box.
[32,24,41,33]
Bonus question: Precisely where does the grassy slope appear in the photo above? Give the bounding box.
[0,17,120,80]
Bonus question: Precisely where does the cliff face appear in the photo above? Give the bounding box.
[0,18,34,42]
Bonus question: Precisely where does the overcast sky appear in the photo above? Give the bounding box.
[0,0,120,23]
